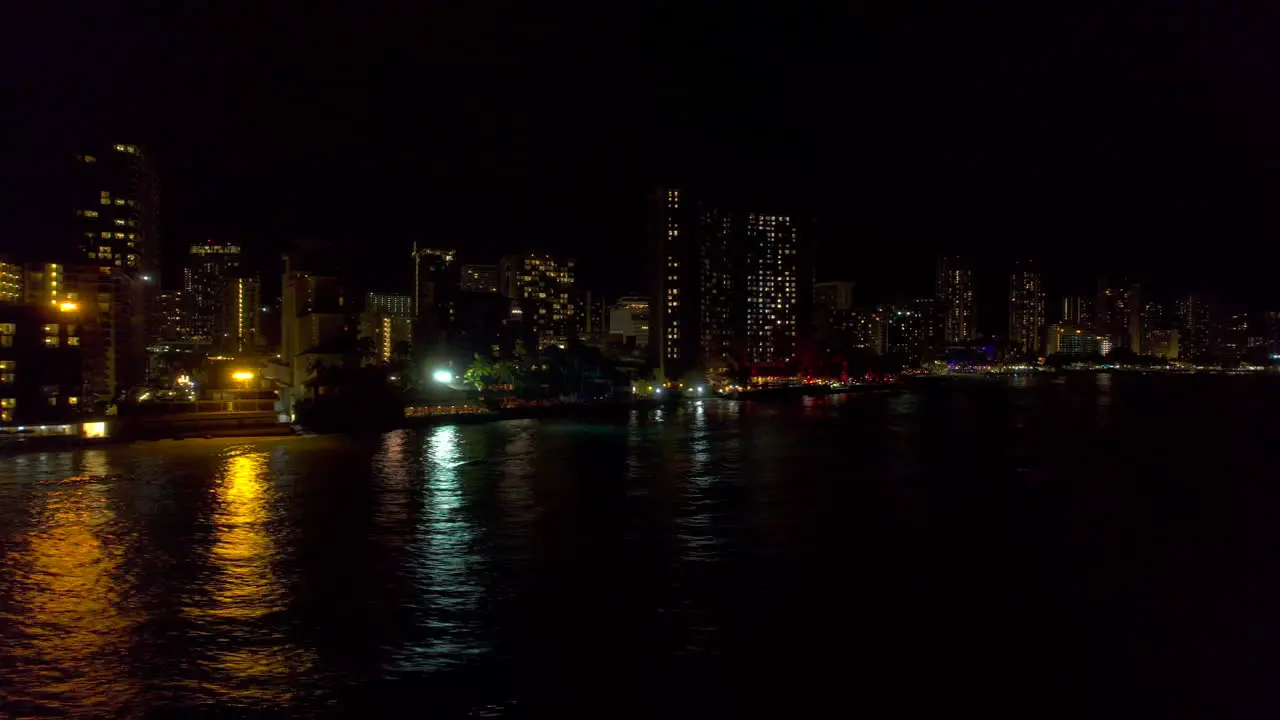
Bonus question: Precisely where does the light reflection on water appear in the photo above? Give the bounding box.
[187,448,316,706]
[0,379,1261,716]
[393,425,488,672]
[0,450,136,714]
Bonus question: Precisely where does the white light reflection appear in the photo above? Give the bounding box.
[395,425,487,672]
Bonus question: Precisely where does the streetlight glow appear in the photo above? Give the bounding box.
[432,370,453,384]
[231,371,255,381]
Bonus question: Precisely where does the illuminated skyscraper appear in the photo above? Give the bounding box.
[72,143,159,276]
[743,213,800,367]
[1008,261,1045,357]
[460,264,499,293]
[498,253,576,347]
[150,290,188,343]
[936,256,976,342]
[653,188,810,375]
[184,239,242,344]
[653,189,730,374]
[366,293,413,317]
[218,277,262,353]
[1176,293,1215,362]
[1062,295,1092,327]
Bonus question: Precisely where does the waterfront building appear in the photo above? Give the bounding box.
[72,143,159,276]
[1008,261,1045,357]
[218,276,262,353]
[499,253,576,347]
[184,239,242,344]
[936,256,976,342]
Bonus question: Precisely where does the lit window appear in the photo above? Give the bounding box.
[67,336,79,346]
[83,155,97,163]
[43,324,58,335]
[0,398,14,408]
[68,396,79,406]
[114,219,125,226]
[114,199,124,205]
[101,198,111,205]
[44,336,59,347]
[47,397,57,406]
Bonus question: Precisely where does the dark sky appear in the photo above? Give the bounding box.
[4,2,1280,310]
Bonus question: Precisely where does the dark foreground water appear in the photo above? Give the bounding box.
[2,374,1279,718]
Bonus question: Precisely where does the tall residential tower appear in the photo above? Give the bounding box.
[1008,261,1045,357]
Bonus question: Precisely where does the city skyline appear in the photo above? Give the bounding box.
[5,5,1280,309]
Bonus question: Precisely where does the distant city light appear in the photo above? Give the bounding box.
[432,369,453,384]
[141,275,152,281]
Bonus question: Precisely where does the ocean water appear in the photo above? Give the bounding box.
[0,374,1276,718]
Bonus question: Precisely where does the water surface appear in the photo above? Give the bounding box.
[1,375,1277,717]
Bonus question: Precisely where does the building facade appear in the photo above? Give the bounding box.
[499,253,576,347]
[150,290,188,343]
[184,239,242,344]
[218,276,262,353]
[652,188,810,376]
[1177,294,1215,363]
[0,304,91,425]
[936,256,976,342]
[72,143,159,276]
[609,297,650,349]
[1008,262,1045,357]
[460,264,499,293]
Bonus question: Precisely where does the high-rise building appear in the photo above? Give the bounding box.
[412,246,456,315]
[1146,329,1179,360]
[1008,262,1045,357]
[1045,324,1109,356]
[653,188,810,375]
[366,293,413,317]
[1062,295,1092,328]
[63,266,144,398]
[218,277,262,353]
[652,189,734,375]
[359,292,413,363]
[813,282,855,313]
[886,305,929,362]
[1096,282,1142,351]
[1265,311,1280,357]
[0,303,92,425]
[460,264,499,293]
[22,262,65,308]
[743,213,800,367]
[936,256,976,342]
[184,239,242,344]
[1177,294,1215,363]
[150,290,188,343]
[72,143,159,276]
[0,261,20,304]
[1219,310,1249,364]
[499,253,576,347]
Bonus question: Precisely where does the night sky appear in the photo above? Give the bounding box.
[4,3,1280,316]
